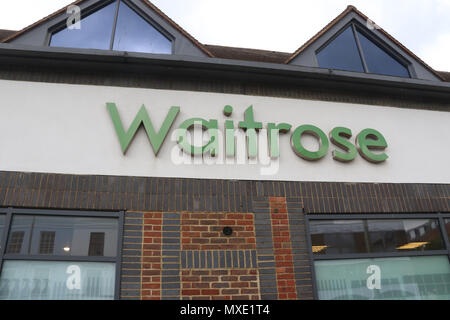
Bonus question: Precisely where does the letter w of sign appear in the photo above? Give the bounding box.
[107,103,180,155]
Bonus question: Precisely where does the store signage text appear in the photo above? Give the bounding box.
[107,103,388,164]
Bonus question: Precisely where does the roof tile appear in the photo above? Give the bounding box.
[205,45,290,64]
[0,29,17,42]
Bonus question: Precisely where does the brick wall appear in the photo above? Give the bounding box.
[0,171,448,300]
[180,213,255,251]
[130,211,261,300]
[120,197,314,300]
[180,212,257,300]
[181,269,259,300]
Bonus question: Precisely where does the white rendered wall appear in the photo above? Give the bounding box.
[0,79,448,184]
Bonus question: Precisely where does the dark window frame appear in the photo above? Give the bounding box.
[305,213,450,300]
[46,0,174,54]
[315,20,414,78]
[0,207,124,300]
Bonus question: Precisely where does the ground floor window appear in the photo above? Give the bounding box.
[307,214,450,300]
[0,208,123,300]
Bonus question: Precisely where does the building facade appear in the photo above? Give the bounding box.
[0,0,449,300]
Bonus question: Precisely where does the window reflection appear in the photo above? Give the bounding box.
[311,220,368,254]
[6,231,25,254]
[356,30,410,78]
[317,26,364,73]
[49,0,173,54]
[368,220,443,252]
[88,232,105,257]
[39,231,56,255]
[50,1,117,50]
[6,215,118,257]
[316,24,411,78]
[112,1,172,54]
[311,219,444,255]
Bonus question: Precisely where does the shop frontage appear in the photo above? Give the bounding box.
[0,0,448,300]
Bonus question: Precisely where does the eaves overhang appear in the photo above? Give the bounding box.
[0,43,450,106]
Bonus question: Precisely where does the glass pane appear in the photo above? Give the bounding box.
[310,220,368,255]
[311,219,444,255]
[315,256,450,300]
[50,1,117,50]
[113,1,172,54]
[317,26,364,72]
[0,215,5,251]
[356,30,410,78]
[368,219,443,252]
[0,261,115,300]
[6,215,118,257]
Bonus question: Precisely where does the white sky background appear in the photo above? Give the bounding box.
[0,0,449,71]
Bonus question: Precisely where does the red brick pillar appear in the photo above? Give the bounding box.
[269,197,297,300]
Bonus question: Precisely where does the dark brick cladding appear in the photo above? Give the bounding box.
[1,171,448,214]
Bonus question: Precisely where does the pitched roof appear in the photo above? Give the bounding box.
[0,3,448,82]
[205,45,449,82]
[139,0,213,57]
[0,29,16,41]
[205,45,290,64]
[285,5,445,81]
[2,0,85,43]
[439,71,450,82]
[1,0,214,57]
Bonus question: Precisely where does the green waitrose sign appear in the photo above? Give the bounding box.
[107,103,388,163]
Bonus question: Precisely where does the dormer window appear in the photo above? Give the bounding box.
[49,0,172,54]
[316,23,410,78]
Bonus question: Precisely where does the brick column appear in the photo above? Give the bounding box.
[252,197,278,300]
[141,212,162,300]
[161,212,181,300]
[287,198,314,299]
[120,211,144,300]
[269,197,297,300]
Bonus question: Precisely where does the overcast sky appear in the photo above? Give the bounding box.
[0,0,449,71]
